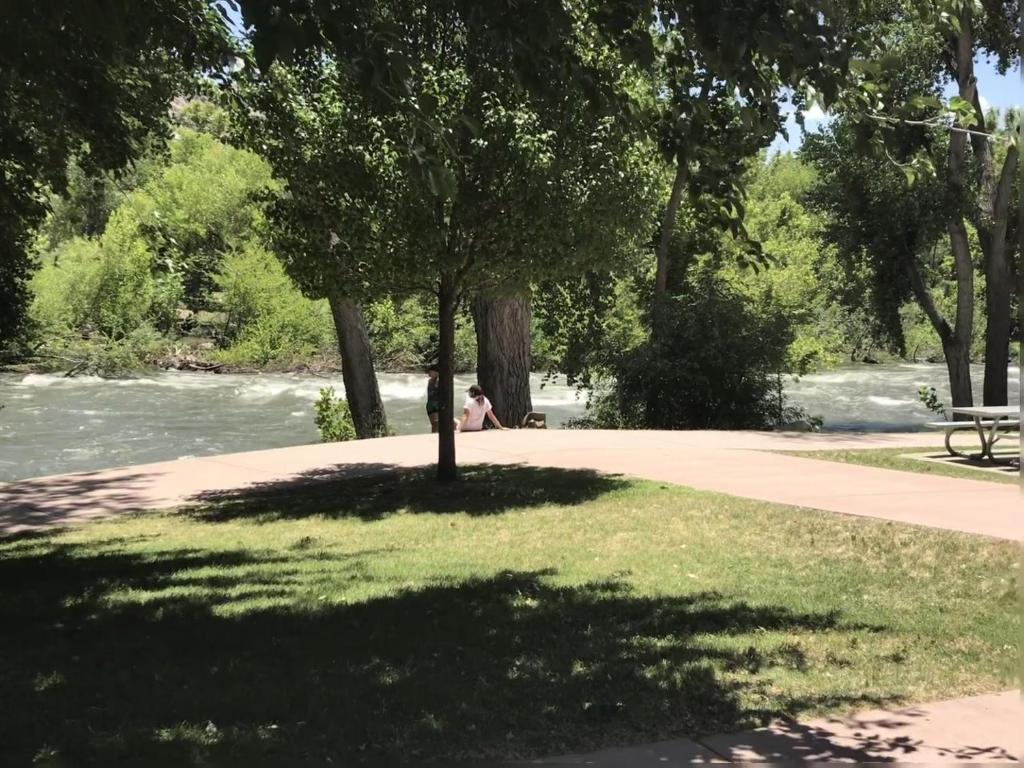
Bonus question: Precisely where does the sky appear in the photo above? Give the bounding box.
[770,56,1023,154]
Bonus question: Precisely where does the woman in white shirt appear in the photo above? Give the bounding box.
[457,384,508,432]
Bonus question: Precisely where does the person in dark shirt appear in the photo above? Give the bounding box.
[425,366,440,433]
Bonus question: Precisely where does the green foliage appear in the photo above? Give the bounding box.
[29,215,173,342]
[0,1,232,344]
[32,325,168,377]
[213,244,334,368]
[363,299,435,371]
[725,154,847,371]
[313,387,357,442]
[917,386,947,420]
[362,298,479,372]
[171,98,233,140]
[802,119,948,355]
[585,270,800,430]
[121,128,278,308]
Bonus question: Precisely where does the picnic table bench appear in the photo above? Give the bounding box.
[926,405,1020,464]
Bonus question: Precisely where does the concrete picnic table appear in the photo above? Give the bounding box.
[950,405,1020,464]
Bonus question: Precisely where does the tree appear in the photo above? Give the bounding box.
[0,0,233,344]
[830,0,1021,404]
[941,6,1019,405]
[640,1,853,312]
[228,0,858,478]
[228,59,394,438]
[802,120,983,404]
[472,293,533,428]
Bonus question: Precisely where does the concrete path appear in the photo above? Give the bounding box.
[531,690,1021,764]
[1,429,1020,538]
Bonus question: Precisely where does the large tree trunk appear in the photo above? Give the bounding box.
[983,248,1013,405]
[327,294,387,439]
[1017,189,1023,472]
[437,272,459,482]
[472,292,532,427]
[945,220,976,408]
[931,23,977,410]
[979,145,1018,405]
[965,80,1019,405]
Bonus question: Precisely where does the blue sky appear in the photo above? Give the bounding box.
[771,56,1023,154]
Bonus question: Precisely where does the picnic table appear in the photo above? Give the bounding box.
[947,405,1020,465]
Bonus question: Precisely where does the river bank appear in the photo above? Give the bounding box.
[1,363,1018,484]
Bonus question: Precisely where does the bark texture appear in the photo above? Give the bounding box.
[327,294,388,439]
[967,86,1018,404]
[943,220,976,408]
[437,272,459,481]
[931,28,977,410]
[654,153,688,298]
[472,292,533,427]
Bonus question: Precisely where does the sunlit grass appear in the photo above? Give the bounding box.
[787,446,1021,484]
[1,465,1017,765]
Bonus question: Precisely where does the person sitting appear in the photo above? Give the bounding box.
[457,384,508,432]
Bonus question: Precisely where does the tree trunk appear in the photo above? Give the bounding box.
[983,250,1012,405]
[437,272,459,482]
[900,224,974,408]
[933,21,977,410]
[942,335,974,408]
[1017,188,1023,472]
[945,220,976,408]
[980,147,1018,405]
[654,153,688,298]
[327,294,387,439]
[472,292,532,427]
[964,77,1018,405]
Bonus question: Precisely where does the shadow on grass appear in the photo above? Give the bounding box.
[0,541,894,767]
[0,467,175,535]
[185,463,631,522]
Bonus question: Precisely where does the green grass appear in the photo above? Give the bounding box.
[1,465,1018,766]
[787,447,1021,485]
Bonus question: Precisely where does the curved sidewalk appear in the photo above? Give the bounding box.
[532,690,1021,765]
[1,429,1020,538]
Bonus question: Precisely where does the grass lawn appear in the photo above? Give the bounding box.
[788,447,1021,485]
[1,465,1018,766]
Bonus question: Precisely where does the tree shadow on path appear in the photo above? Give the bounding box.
[185,463,631,522]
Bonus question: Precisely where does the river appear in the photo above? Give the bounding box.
[0,363,1018,483]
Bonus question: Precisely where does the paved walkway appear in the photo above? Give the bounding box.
[1,430,1020,762]
[1,429,1020,538]
[532,690,1021,764]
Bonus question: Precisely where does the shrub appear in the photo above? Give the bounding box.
[213,244,334,367]
[314,387,356,442]
[35,325,167,376]
[594,270,800,430]
[917,386,947,420]
[29,214,166,341]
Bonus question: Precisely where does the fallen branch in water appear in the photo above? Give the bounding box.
[63,359,92,378]
[180,361,224,372]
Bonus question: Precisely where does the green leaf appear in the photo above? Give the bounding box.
[909,95,941,111]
